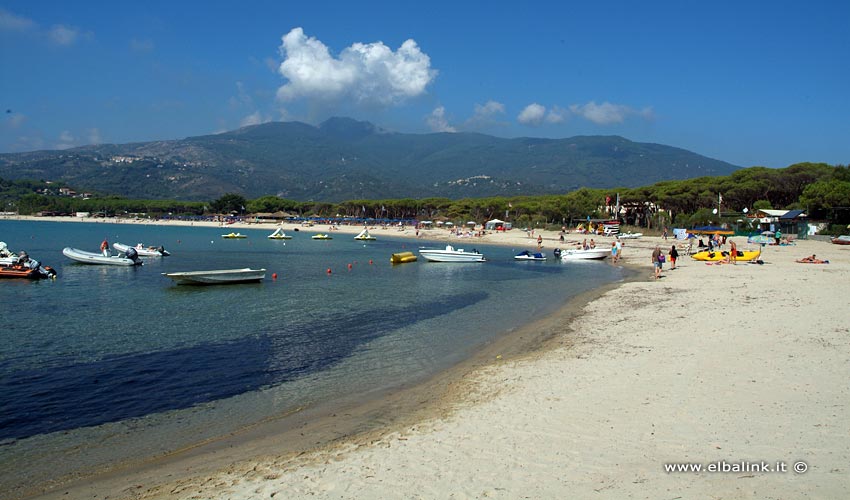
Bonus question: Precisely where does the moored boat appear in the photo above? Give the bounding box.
[113,242,170,256]
[354,228,376,241]
[63,247,143,266]
[559,248,609,261]
[831,235,850,245]
[515,250,546,261]
[222,232,247,239]
[267,227,292,239]
[162,268,266,285]
[312,234,332,240]
[690,249,761,262]
[419,245,485,262]
[0,249,57,280]
[390,251,417,264]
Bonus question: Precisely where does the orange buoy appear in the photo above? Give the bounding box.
[272,273,278,280]
[327,268,332,275]
[369,259,373,265]
[347,263,353,270]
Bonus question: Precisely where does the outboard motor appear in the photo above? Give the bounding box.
[553,248,562,258]
[125,246,142,264]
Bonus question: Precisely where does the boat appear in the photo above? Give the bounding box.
[222,232,247,239]
[354,228,376,241]
[831,235,850,245]
[515,250,546,261]
[390,251,418,264]
[63,247,143,266]
[559,248,610,261]
[312,234,332,240]
[267,227,292,239]
[617,232,643,239]
[162,268,266,285]
[0,241,18,266]
[0,248,57,280]
[113,242,170,256]
[418,245,485,262]
[690,249,761,262]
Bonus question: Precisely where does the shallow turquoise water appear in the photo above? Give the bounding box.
[0,219,626,490]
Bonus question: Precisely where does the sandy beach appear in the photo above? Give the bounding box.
[10,216,849,499]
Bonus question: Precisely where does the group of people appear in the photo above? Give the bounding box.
[651,244,681,279]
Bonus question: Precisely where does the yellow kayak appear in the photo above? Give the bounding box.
[691,249,761,262]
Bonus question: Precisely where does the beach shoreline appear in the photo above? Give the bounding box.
[9,216,849,499]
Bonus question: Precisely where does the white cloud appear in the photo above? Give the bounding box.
[545,105,567,124]
[473,100,505,119]
[48,24,80,45]
[0,8,35,32]
[427,106,455,132]
[517,103,547,126]
[56,130,75,150]
[569,101,653,125]
[276,27,436,106]
[240,111,271,127]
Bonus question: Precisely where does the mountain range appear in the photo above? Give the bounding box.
[0,117,739,201]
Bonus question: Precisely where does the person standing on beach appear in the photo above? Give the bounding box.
[100,238,109,257]
[537,234,543,249]
[669,245,679,269]
[651,246,663,280]
[729,240,737,265]
[611,242,619,263]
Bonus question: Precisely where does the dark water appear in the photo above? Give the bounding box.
[0,219,626,491]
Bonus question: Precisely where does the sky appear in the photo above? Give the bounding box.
[1,0,848,168]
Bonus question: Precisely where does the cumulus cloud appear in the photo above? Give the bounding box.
[545,105,567,124]
[569,101,653,125]
[427,106,455,132]
[276,27,436,106]
[517,103,547,126]
[1,9,90,45]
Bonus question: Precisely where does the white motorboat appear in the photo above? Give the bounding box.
[354,228,376,241]
[113,242,170,256]
[267,227,292,239]
[162,268,266,285]
[617,232,643,239]
[63,247,143,266]
[419,245,485,262]
[514,250,546,261]
[559,248,610,261]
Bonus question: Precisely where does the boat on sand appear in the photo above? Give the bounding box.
[690,249,761,262]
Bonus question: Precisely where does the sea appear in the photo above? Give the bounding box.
[0,219,627,494]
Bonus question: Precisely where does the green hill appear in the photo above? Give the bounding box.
[0,117,738,201]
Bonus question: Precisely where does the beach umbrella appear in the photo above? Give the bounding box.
[760,230,775,236]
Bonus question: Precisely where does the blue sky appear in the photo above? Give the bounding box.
[1,0,848,168]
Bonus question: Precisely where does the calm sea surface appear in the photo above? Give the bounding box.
[0,219,626,491]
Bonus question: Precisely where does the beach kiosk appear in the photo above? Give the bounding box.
[485,219,511,231]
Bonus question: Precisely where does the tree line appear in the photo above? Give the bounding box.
[3,162,848,232]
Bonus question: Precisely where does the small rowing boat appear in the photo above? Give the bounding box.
[163,268,266,285]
